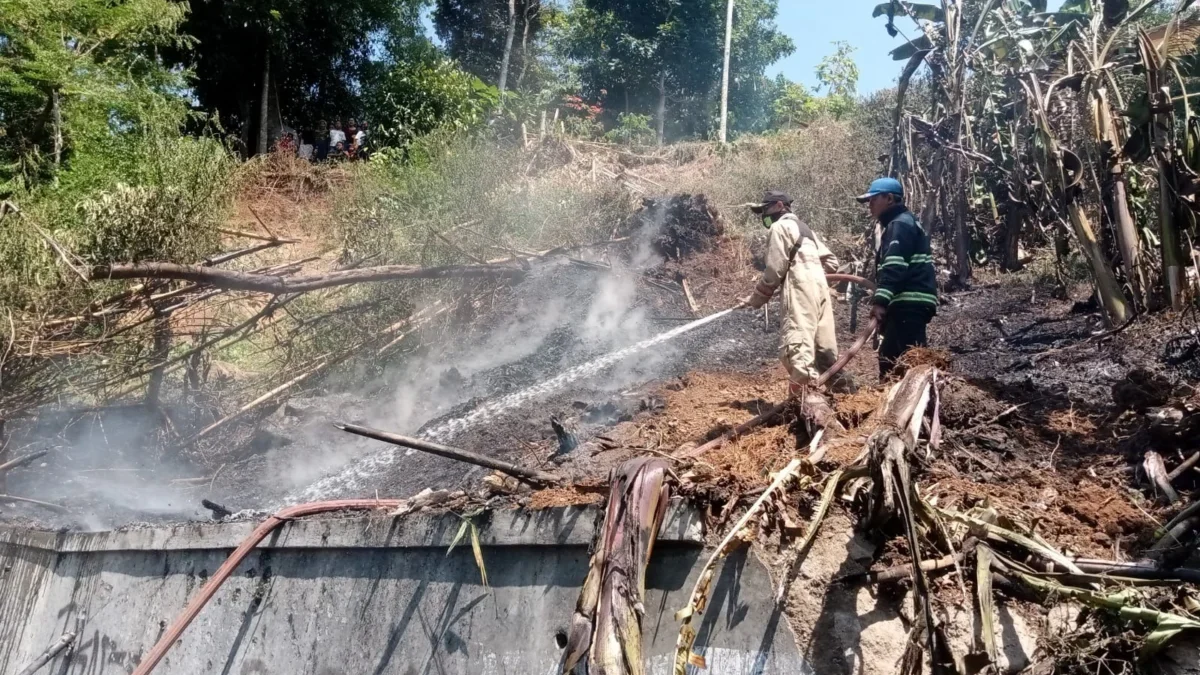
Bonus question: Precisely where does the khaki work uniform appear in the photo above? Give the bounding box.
[751,214,840,387]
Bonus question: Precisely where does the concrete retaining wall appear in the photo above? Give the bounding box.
[0,502,805,674]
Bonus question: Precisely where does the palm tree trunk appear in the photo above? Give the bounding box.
[1111,172,1145,303]
[1094,91,1145,307]
[656,70,667,146]
[1159,159,1185,310]
[1003,203,1024,271]
[498,0,517,95]
[718,0,734,143]
[1068,202,1130,325]
[257,48,270,156]
[952,156,973,283]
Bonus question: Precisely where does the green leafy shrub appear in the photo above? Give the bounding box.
[365,57,499,152]
[604,113,655,145]
[76,183,218,264]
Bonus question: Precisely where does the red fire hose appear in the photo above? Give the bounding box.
[825,273,876,291]
[131,499,402,675]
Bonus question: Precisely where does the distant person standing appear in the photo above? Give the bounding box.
[329,119,346,153]
[346,121,360,159]
[855,177,938,379]
[315,120,330,160]
[354,121,369,159]
[741,190,853,397]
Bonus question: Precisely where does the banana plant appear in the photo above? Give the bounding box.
[1058,0,1167,308]
[564,457,673,675]
[1024,73,1132,325]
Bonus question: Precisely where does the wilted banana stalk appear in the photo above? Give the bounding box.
[864,366,941,671]
[673,458,809,674]
[563,457,673,675]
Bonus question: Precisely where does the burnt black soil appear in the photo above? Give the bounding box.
[6,245,1200,531]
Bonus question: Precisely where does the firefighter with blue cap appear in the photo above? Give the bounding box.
[856,177,938,379]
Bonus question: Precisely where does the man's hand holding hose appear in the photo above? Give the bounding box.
[737,284,775,310]
[740,273,875,310]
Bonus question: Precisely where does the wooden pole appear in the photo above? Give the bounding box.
[335,422,561,484]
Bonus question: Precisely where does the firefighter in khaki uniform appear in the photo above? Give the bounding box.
[741,190,853,396]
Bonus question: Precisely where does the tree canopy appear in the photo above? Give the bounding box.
[165,0,425,150]
[560,0,794,140]
[0,0,191,192]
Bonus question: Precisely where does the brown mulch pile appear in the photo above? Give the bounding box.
[528,484,605,509]
[524,353,1166,560]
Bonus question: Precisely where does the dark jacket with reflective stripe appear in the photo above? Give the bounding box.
[873,204,937,315]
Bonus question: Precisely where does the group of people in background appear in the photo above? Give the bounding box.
[275,118,371,161]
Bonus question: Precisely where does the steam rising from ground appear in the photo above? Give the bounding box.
[7,202,724,525]
[293,304,733,502]
[289,212,682,502]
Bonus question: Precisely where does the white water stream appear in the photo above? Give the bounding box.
[295,306,737,501]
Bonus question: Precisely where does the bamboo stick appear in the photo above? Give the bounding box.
[0,450,47,475]
[335,423,561,484]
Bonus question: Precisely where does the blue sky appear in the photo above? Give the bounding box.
[769,0,1064,94]
[768,0,908,94]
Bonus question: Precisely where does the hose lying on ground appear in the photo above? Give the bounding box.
[677,273,879,460]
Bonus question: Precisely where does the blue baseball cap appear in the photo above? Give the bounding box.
[856,177,904,203]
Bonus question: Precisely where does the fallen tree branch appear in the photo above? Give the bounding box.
[1163,499,1200,534]
[90,261,525,294]
[203,240,289,266]
[681,278,699,316]
[1040,558,1200,584]
[336,423,562,484]
[172,360,326,451]
[216,227,299,244]
[837,550,966,585]
[484,236,632,266]
[1167,451,1200,482]
[1144,450,1180,504]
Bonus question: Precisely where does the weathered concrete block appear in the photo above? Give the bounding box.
[0,504,803,674]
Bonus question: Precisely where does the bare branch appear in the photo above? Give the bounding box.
[90,261,526,294]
